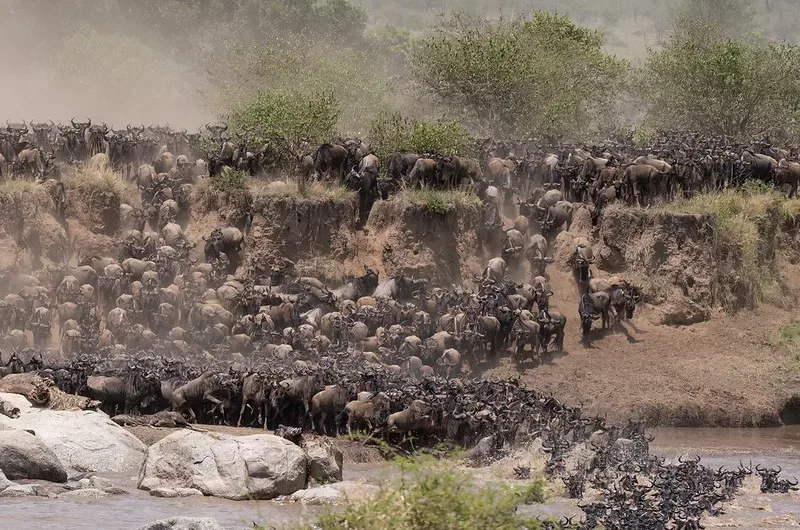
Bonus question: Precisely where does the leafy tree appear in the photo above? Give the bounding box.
[212,33,391,135]
[224,89,340,151]
[369,112,470,163]
[640,17,800,135]
[410,11,628,138]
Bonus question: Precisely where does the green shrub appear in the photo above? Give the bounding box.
[305,457,547,530]
[410,11,627,138]
[396,189,481,215]
[224,89,340,156]
[210,169,247,193]
[779,323,800,370]
[369,112,470,164]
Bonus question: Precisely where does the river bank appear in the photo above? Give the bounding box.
[1,427,797,530]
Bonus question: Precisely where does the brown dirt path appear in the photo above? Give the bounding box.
[489,265,799,427]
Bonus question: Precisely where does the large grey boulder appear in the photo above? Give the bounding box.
[138,430,306,500]
[0,392,146,473]
[304,439,343,484]
[0,429,68,482]
[0,468,13,491]
[136,518,226,530]
[0,484,48,497]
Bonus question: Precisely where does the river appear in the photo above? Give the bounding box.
[2,428,798,530]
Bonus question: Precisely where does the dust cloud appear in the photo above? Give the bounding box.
[0,0,795,127]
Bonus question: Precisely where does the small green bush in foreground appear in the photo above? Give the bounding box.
[302,457,547,530]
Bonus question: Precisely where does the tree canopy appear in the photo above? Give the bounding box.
[411,11,627,138]
[640,17,800,136]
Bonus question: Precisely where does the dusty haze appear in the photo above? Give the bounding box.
[0,0,796,128]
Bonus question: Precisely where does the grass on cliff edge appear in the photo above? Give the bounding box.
[64,163,125,200]
[657,182,800,304]
[0,180,52,206]
[250,179,353,202]
[395,188,481,215]
[288,457,547,530]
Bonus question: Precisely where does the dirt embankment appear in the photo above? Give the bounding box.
[497,202,800,428]
[128,186,800,427]
[0,184,68,273]
[2,174,799,428]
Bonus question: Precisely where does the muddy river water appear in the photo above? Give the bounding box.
[2,427,799,530]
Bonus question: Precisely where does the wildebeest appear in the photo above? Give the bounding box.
[171,371,224,422]
[314,143,348,182]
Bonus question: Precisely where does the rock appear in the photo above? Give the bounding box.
[463,435,496,464]
[149,487,204,498]
[0,392,146,473]
[0,484,48,497]
[304,439,343,484]
[138,430,306,500]
[563,442,596,474]
[290,481,381,505]
[136,517,226,530]
[0,429,68,482]
[652,300,710,326]
[60,488,110,498]
[552,231,576,271]
[0,468,13,491]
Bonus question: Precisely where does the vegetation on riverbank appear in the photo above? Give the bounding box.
[293,457,547,530]
[658,184,800,304]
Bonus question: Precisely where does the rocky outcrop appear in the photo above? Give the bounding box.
[290,481,380,505]
[304,439,343,484]
[138,430,307,500]
[0,392,146,473]
[149,487,204,498]
[0,429,68,482]
[136,517,226,530]
[0,468,13,491]
[0,484,49,498]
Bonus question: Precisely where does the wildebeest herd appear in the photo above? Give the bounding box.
[0,120,798,528]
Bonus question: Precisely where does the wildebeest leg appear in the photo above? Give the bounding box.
[237,399,248,428]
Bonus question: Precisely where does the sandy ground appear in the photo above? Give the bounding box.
[489,265,800,427]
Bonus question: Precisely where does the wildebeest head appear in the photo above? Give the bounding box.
[344,169,362,191]
[578,294,593,338]
[359,265,379,295]
[624,287,642,319]
[573,248,591,283]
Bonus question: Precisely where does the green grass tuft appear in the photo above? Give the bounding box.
[658,185,789,304]
[65,164,125,199]
[294,456,548,530]
[209,168,246,193]
[250,179,353,202]
[395,188,481,214]
[779,323,800,371]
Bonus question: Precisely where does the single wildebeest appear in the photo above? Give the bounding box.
[314,143,348,182]
[344,392,391,434]
[525,234,552,278]
[387,150,419,182]
[237,372,267,429]
[387,399,436,440]
[310,384,351,435]
[170,371,223,422]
